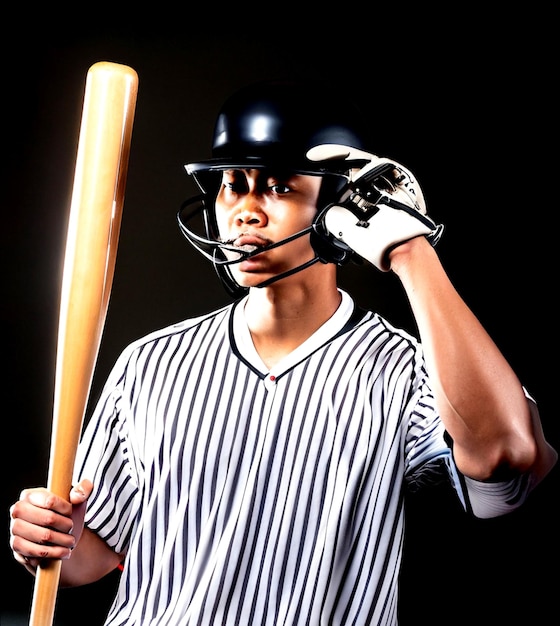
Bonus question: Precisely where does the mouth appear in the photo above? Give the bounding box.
[224,233,271,256]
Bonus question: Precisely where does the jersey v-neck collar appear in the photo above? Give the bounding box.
[229,289,357,380]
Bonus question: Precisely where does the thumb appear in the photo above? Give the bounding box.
[69,478,94,504]
[69,479,93,545]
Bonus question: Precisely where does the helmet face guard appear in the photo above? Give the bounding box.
[177,193,327,298]
[179,80,371,297]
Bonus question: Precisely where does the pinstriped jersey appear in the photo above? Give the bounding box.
[74,289,465,625]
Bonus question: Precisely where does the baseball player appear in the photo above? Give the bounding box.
[10,80,557,625]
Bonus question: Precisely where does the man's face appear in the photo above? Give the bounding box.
[214,169,322,288]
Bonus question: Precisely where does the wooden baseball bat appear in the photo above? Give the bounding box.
[29,61,138,626]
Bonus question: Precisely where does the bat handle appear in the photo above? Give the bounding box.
[29,561,63,626]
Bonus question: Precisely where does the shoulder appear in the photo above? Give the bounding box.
[355,306,420,352]
[116,303,235,363]
[339,290,419,347]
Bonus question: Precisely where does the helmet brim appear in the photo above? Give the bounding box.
[185,156,367,176]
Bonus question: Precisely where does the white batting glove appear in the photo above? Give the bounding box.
[307,144,444,271]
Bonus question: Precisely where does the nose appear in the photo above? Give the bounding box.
[234,195,268,227]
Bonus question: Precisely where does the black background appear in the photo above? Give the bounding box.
[3,8,558,625]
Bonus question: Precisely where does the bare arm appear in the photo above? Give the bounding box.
[389,236,557,482]
[9,479,123,587]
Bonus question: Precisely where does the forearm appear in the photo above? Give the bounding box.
[59,527,123,587]
[389,237,538,480]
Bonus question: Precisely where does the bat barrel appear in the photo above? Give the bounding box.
[29,61,138,626]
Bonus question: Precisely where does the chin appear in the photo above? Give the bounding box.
[232,271,266,288]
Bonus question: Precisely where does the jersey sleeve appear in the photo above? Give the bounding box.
[402,353,470,510]
[73,347,143,555]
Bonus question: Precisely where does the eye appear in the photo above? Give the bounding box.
[270,183,291,195]
[223,179,247,194]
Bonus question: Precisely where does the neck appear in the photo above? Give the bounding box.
[244,265,341,369]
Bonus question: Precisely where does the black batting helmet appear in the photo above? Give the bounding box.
[179,80,372,298]
[186,79,370,192]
